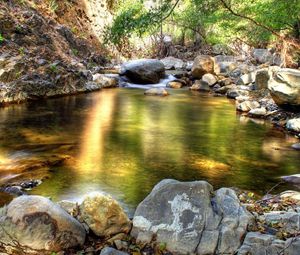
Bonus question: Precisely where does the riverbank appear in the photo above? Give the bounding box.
[1,179,300,255]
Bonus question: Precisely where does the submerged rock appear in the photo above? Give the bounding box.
[191,55,214,78]
[79,192,131,237]
[120,59,165,84]
[0,195,86,254]
[144,88,169,96]
[131,179,253,255]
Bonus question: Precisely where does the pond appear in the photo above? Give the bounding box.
[0,88,299,213]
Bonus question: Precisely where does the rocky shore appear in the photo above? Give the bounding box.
[1,179,300,255]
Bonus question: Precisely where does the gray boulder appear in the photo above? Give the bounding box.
[120,59,165,84]
[268,68,300,110]
[237,71,257,85]
[131,179,253,255]
[0,195,86,254]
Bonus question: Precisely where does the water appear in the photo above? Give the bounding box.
[0,88,299,213]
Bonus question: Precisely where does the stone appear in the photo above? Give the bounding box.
[0,196,86,253]
[237,71,257,85]
[191,55,214,78]
[237,232,284,255]
[190,80,210,91]
[215,84,235,95]
[120,59,165,84]
[219,78,233,87]
[93,73,118,88]
[282,174,300,184]
[291,143,300,150]
[167,80,186,89]
[100,247,129,255]
[237,101,260,112]
[202,73,217,86]
[79,192,131,237]
[253,48,272,64]
[286,118,300,133]
[144,88,169,96]
[131,179,253,255]
[248,107,267,117]
[160,57,184,70]
[255,68,269,90]
[58,200,78,216]
[268,68,300,111]
[214,62,238,75]
[227,88,249,99]
[280,190,300,202]
[262,211,300,234]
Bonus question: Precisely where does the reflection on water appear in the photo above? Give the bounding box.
[0,89,300,212]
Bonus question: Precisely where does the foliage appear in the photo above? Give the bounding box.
[0,33,4,43]
[48,0,58,13]
[104,0,300,62]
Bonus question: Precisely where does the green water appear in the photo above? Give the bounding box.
[0,89,299,212]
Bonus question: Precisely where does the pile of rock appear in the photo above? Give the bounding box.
[2,179,300,255]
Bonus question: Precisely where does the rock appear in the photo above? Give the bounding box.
[262,211,300,234]
[248,107,267,117]
[237,232,284,255]
[100,247,129,255]
[93,74,118,88]
[167,80,186,89]
[58,200,78,215]
[281,174,300,184]
[286,118,300,133]
[214,62,238,75]
[227,88,249,99]
[190,80,210,91]
[237,71,257,85]
[280,190,300,202]
[291,143,300,150]
[160,57,184,70]
[219,78,233,87]
[131,179,253,255]
[120,59,165,84]
[202,73,217,86]
[238,232,300,255]
[0,196,86,253]
[0,56,24,82]
[144,88,169,96]
[215,84,235,95]
[79,192,131,237]
[253,48,272,64]
[191,55,214,78]
[268,68,300,110]
[237,101,260,112]
[255,68,269,90]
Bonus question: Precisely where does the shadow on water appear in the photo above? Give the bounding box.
[0,89,300,212]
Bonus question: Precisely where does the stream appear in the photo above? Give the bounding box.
[0,88,300,213]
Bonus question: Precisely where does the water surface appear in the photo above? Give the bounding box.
[0,89,299,212]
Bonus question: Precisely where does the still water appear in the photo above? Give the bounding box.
[0,89,299,212]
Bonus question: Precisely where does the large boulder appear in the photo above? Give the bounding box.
[120,59,165,84]
[252,49,272,64]
[268,68,300,110]
[79,192,131,237]
[131,179,253,255]
[191,55,214,78]
[0,195,86,254]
